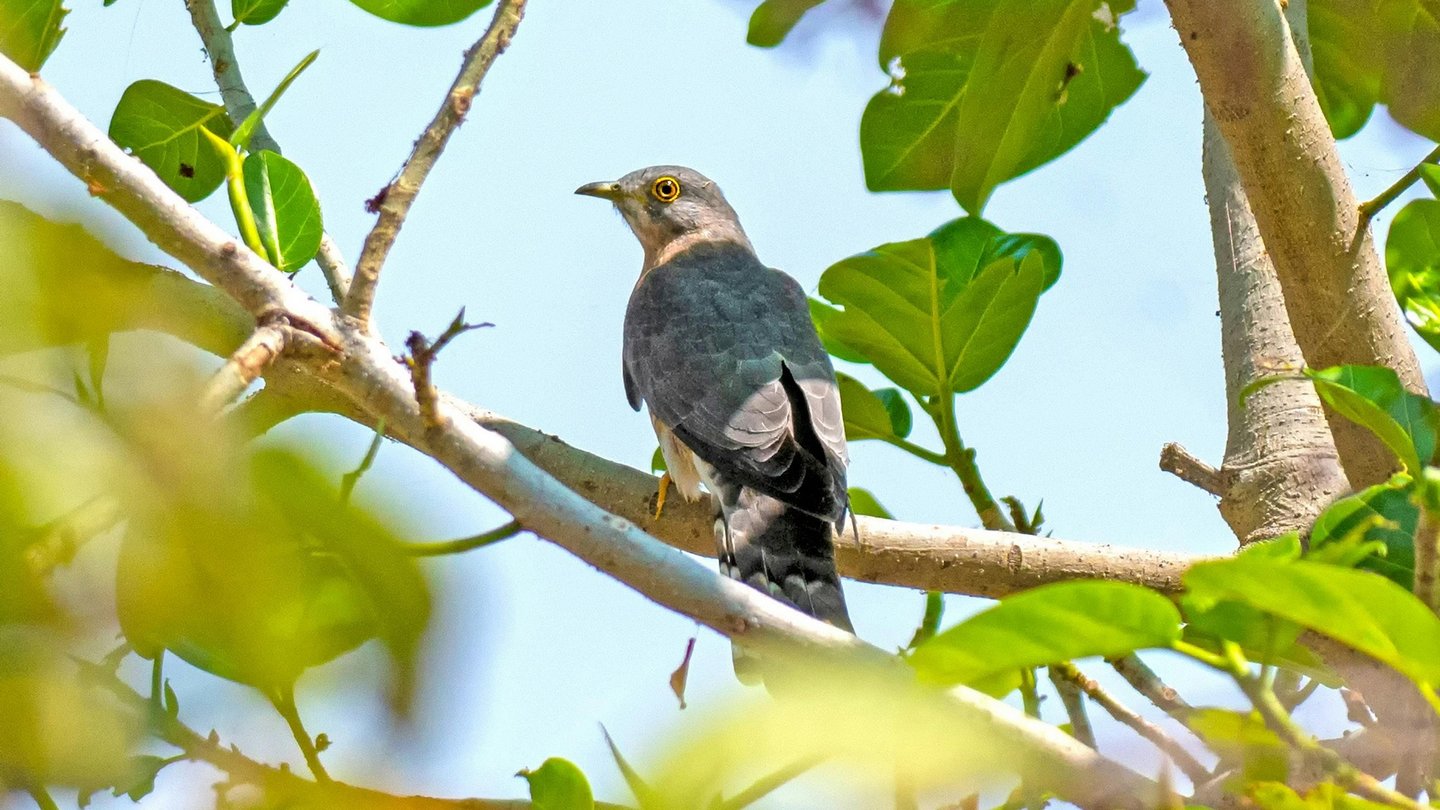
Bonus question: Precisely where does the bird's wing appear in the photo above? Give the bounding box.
[622,242,847,521]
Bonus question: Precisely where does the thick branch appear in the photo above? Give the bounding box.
[183,0,352,302]
[1190,0,1349,544]
[343,0,526,325]
[1164,0,1426,488]
[0,51,1165,806]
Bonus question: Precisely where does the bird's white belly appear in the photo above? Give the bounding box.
[650,411,712,502]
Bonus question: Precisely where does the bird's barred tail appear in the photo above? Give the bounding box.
[715,488,851,685]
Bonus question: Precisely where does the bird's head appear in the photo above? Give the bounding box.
[576,165,752,268]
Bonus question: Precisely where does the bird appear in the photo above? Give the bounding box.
[576,165,853,682]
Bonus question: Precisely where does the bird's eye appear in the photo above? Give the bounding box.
[650,176,682,203]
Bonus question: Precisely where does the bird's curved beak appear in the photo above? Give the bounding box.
[574,181,623,201]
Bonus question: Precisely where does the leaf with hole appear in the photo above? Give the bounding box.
[242,151,323,272]
[863,0,1144,213]
[108,80,234,203]
[908,580,1182,687]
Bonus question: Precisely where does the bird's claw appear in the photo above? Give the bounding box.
[654,472,672,520]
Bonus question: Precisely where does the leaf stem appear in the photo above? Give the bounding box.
[405,520,522,557]
[149,651,165,713]
[1359,143,1440,224]
[200,126,268,262]
[932,394,1013,531]
[25,784,59,810]
[270,685,330,783]
[876,433,949,466]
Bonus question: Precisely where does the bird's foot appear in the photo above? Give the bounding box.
[654,472,672,519]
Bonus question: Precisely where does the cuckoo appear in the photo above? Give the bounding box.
[577,166,853,680]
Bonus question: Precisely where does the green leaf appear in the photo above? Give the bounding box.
[232,0,288,25]
[808,298,868,363]
[117,438,429,694]
[818,229,1049,397]
[1308,476,1417,586]
[1310,0,1382,138]
[0,0,67,71]
[1305,364,1439,473]
[519,758,594,810]
[1378,0,1440,141]
[863,0,1144,213]
[848,486,893,519]
[230,49,318,151]
[747,0,824,47]
[649,446,667,474]
[347,0,492,26]
[242,151,323,272]
[908,581,1182,687]
[874,388,912,438]
[1185,708,1289,783]
[1183,553,1440,686]
[1385,198,1440,354]
[837,373,908,443]
[108,80,234,203]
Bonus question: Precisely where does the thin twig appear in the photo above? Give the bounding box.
[1158,443,1224,498]
[199,320,289,413]
[82,661,628,808]
[402,310,490,430]
[1107,654,1191,719]
[183,0,353,302]
[1047,664,1097,749]
[1359,143,1440,224]
[343,0,528,326]
[340,419,388,504]
[1051,661,1208,785]
[270,684,331,784]
[405,520,522,556]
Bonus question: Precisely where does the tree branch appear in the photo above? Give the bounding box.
[0,50,1166,807]
[199,318,289,413]
[342,0,527,326]
[183,0,352,302]
[1164,0,1426,489]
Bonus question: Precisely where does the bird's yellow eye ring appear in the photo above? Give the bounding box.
[650,176,682,203]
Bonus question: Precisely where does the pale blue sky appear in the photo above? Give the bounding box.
[2,0,1436,806]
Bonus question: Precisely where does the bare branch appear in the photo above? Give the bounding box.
[23,495,122,575]
[1107,654,1191,718]
[1158,443,1224,498]
[199,318,289,413]
[343,0,527,326]
[1053,661,1209,786]
[183,0,353,302]
[1047,665,1096,748]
